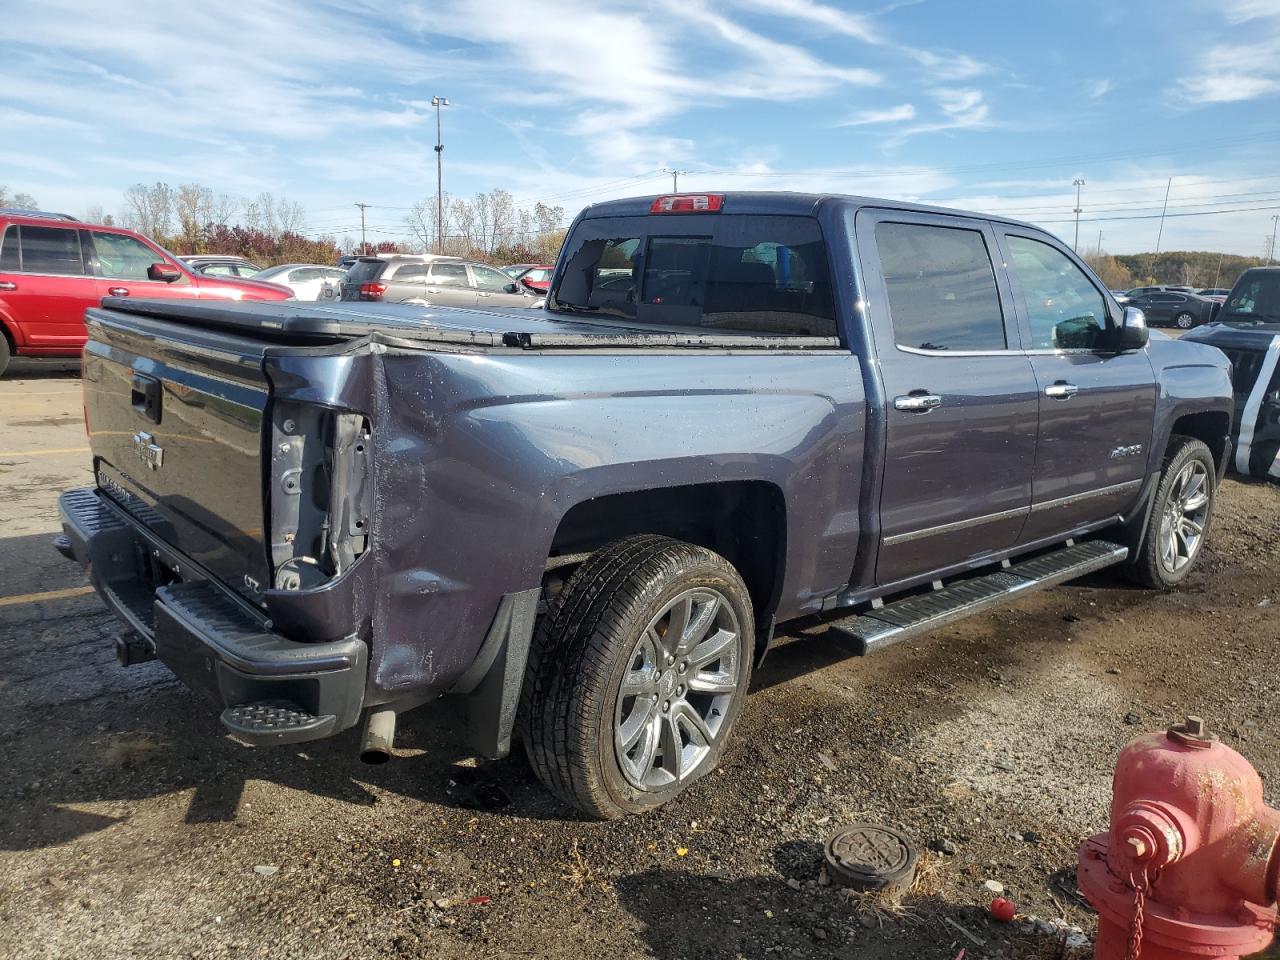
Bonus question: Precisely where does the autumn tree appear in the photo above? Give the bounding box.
[1082,252,1133,290]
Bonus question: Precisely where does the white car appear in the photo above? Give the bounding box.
[253,263,348,301]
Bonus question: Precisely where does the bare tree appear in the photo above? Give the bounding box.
[489,189,517,251]
[121,182,174,238]
[0,186,39,210]
[405,192,455,253]
[277,198,306,236]
[82,204,106,224]
[176,182,214,246]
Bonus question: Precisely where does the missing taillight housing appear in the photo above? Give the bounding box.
[650,194,724,214]
[268,402,371,591]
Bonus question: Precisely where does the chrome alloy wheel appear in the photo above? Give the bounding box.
[1159,459,1210,574]
[614,588,741,791]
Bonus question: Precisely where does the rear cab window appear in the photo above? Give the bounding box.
[549,214,837,337]
[1222,272,1280,324]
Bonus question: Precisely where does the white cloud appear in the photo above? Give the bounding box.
[837,103,917,126]
[1179,4,1280,104]
[731,0,988,81]
[1089,79,1113,99]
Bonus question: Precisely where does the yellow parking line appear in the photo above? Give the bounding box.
[0,585,95,608]
[0,447,90,457]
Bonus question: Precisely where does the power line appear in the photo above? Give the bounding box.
[1029,202,1280,226]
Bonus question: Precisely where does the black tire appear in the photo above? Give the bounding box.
[1174,312,1195,330]
[1125,436,1217,589]
[0,333,10,378]
[520,535,755,819]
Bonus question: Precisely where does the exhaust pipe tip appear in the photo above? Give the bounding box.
[359,707,397,764]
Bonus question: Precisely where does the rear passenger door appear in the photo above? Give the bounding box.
[425,262,476,307]
[0,224,97,350]
[994,229,1156,542]
[857,210,1039,587]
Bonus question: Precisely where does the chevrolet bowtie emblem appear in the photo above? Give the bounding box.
[131,431,164,470]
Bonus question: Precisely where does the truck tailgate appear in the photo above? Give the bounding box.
[82,307,272,601]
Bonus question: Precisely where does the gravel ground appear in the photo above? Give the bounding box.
[1,367,1278,960]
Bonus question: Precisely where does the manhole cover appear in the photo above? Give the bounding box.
[823,823,918,893]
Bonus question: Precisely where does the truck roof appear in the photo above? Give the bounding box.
[580,190,1047,232]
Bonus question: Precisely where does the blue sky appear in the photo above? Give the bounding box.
[3,0,1280,255]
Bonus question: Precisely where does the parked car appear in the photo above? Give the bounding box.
[1185,268,1280,481]
[0,210,292,376]
[502,262,538,279]
[340,254,537,309]
[179,255,263,278]
[1123,290,1218,329]
[55,191,1231,819]
[338,255,362,269]
[253,263,348,301]
[1196,287,1230,302]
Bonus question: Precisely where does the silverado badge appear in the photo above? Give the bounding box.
[131,431,164,470]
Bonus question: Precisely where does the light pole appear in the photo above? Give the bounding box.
[1270,215,1279,266]
[432,96,450,255]
[1155,177,1173,254]
[1072,178,1085,251]
[354,202,370,255]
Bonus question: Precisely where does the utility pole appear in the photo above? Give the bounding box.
[1213,251,1225,289]
[1096,229,1103,255]
[662,168,687,192]
[354,202,370,255]
[431,96,450,255]
[1072,178,1085,251]
[1154,177,1173,254]
[1270,215,1280,266]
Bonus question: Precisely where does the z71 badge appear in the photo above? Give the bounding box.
[131,431,164,470]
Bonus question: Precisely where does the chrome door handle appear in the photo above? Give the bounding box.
[425,287,440,294]
[894,393,942,412]
[1044,382,1079,399]
[107,286,130,296]
[477,291,491,297]
[0,281,15,291]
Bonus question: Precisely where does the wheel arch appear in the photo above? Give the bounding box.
[546,480,788,659]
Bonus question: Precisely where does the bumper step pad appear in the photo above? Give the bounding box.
[828,540,1127,654]
[221,701,331,741]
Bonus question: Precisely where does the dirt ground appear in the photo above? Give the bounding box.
[1,364,1278,960]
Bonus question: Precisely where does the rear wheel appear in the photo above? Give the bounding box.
[1126,436,1216,589]
[520,535,754,819]
[0,334,9,377]
[1174,312,1195,329]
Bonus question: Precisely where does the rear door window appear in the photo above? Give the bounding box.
[19,225,85,275]
[429,263,469,287]
[551,215,835,337]
[875,221,1006,351]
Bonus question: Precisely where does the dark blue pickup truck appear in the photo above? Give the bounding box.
[56,192,1232,818]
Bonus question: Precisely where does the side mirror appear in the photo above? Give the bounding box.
[148,262,182,282]
[504,281,520,294]
[1117,306,1149,351]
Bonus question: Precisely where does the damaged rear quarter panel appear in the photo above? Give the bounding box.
[333,346,866,703]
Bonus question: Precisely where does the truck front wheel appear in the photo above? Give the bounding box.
[520,535,755,819]
[1126,436,1217,589]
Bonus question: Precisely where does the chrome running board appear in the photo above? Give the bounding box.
[828,540,1128,655]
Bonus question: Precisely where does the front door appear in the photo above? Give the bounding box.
[0,223,98,352]
[995,229,1157,542]
[472,263,530,308]
[88,230,201,304]
[857,210,1039,587]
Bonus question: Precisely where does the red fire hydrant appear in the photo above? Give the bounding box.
[1078,716,1280,960]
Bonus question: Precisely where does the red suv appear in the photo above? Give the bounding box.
[0,210,292,376]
